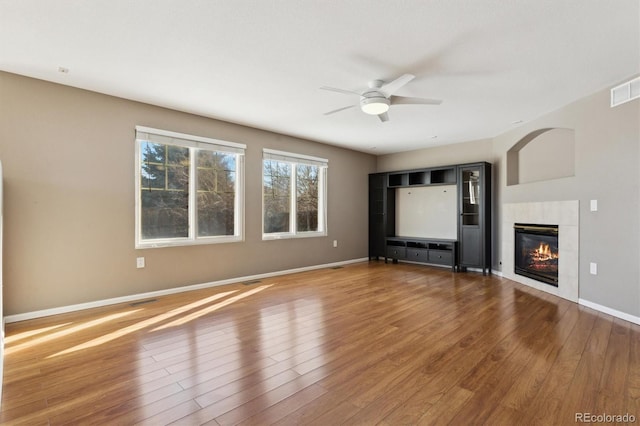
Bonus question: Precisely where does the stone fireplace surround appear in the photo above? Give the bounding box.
[502,201,579,302]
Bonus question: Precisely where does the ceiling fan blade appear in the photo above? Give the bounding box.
[320,86,362,96]
[390,95,442,105]
[378,112,389,122]
[324,104,357,115]
[380,74,415,96]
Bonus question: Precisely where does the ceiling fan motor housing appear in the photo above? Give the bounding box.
[360,91,390,115]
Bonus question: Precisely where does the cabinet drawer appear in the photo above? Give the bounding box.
[386,246,407,259]
[428,250,453,266]
[406,248,429,262]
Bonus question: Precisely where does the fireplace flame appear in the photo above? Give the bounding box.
[533,242,558,261]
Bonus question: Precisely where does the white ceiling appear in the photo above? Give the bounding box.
[1,1,638,154]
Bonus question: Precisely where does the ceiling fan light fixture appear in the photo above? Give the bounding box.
[360,96,390,115]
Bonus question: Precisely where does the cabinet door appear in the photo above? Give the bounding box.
[461,168,481,227]
[369,173,386,258]
[458,165,484,268]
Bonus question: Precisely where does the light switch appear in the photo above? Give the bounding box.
[590,200,598,212]
[590,262,597,275]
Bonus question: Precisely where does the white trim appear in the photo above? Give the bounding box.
[4,258,368,324]
[263,148,328,165]
[262,231,327,240]
[262,152,328,239]
[135,235,244,249]
[9,260,640,331]
[135,135,245,249]
[135,125,246,150]
[579,298,640,326]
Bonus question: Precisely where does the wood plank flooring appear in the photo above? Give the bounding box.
[1,261,639,425]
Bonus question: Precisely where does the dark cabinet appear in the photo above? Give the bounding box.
[385,238,457,271]
[368,173,395,259]
[369,161,491,274]
[386,239,407,260]
[458,162,491,274]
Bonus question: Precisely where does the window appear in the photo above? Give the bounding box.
[135,126,245,248]
[262,149,327,239]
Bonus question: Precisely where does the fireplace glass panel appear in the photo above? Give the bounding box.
[514,224,559,286]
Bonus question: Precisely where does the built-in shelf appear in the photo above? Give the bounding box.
[408,171,428,185]
[430,168,456,184]
[385,237,457,271]
[388,173,408,187]
[369,162,491,275]
[388,166,456,188]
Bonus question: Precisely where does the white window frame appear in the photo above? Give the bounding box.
[262,148,328,240]
[135,126,245,249]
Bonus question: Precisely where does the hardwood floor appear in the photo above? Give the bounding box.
[1,261,639,425]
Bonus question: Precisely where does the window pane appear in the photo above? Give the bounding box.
[142,164,166,189]
[167,145,187,162]
[136,128,245,247]
[296,164,319,232]
[167,165,188,190]
[140,142,189,239]
[140,142,166,189]
[263,160,291,233]
[197,151,236,237]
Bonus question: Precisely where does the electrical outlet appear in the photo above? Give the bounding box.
[333,240,338,248]
[137,257,145,269]
[590,262,597,275]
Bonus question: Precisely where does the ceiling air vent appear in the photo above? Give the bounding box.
[611,76,640,107]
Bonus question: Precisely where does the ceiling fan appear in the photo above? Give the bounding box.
[320,74,442,122]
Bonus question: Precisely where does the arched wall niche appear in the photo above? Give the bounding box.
[506,128,575,186]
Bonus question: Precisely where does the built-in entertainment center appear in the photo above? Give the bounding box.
[369,161,491,274]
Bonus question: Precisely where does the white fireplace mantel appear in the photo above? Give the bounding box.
[502,201,579,302]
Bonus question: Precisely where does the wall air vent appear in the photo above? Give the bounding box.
[611,76,640,107]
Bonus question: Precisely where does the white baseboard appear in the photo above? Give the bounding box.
[9,260,638,328]
[578,298,640,325]
[4,258,368,324]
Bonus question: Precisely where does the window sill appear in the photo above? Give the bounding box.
[262,232,327,241]
[136,235,243,249]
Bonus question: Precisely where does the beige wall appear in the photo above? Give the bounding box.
[379,79,640,317]
[376,139,494,172]
[495,81,640,316]
[0,72,376,315]
[517,128,575,184]
[3,70,638,319]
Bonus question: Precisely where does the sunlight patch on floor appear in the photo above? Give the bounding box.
[47,290,240,358]
[6,310,140,355]
[5,323,71,344]
[151,284,273,330]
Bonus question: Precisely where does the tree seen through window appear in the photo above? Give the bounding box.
[139,140,238,241]
[262,153,325,237]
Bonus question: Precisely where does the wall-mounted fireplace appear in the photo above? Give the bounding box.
[514,223,559,286]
